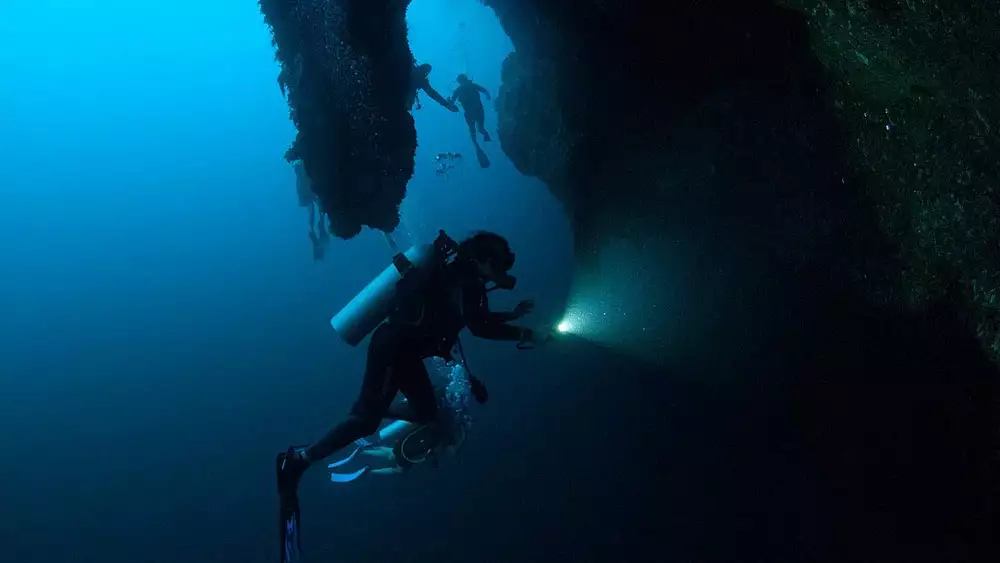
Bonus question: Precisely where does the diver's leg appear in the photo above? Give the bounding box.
[317,210,329,243]
[464,112,478,144]
[276,322,399,563]
[393,356,449,460]
[302,398,389,463]
[474,110,490,142]
[303,326,400,463]
[309,231,323,261]
[385,403,428,423]
[394,355,438,425]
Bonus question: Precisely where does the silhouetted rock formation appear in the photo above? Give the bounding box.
[260,0,416,238]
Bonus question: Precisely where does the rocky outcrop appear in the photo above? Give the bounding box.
[260,0,416,238]
[485,1,1000,558]
[778,0,1000,362]
[486,0,1000,366]
[488,0,865,365]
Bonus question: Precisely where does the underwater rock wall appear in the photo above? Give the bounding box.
[485,0,1000,366]
[486,0,862,367]
[777,0,1000,363]
[260,0,416,238]
[481,2,1000,559]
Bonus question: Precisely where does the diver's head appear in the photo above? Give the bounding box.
[458,232,516,288]
[457,73,469,84]
[417,63,432,77]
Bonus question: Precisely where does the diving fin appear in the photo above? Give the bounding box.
[476,145,491,168]
[276,448,306,563]
[326,446,363,470]
[329,466,370,483]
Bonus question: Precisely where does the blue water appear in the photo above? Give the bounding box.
[12,2,994,561]
[1,1,582,561]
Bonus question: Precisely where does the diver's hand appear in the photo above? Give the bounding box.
[446,103,459,112]
[533,328,554,345]
[517,327,553,349]
[469,375,489,405]
[512,299,535,319]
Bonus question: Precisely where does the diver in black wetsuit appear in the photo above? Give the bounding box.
[449,74,492,145]
[407,63,459,113]
[276,232,549,562]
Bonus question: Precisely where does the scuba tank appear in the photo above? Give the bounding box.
[330,230,458,346]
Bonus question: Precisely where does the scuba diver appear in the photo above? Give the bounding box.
[292,159,328,262]
[275,230,550,563]
[407,63,459,113]
[449,74,491,144]
[449,74,492,167]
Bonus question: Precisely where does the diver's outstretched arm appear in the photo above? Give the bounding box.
[483,310,520,322]
[462,283,526,341]
[369,467,405,476]
[423,85,457,110]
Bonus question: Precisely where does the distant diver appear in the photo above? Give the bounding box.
[408,63,459,113]
[276,230,551,562]
[291,159,328,262]
[435,152,463,177]
[449,74,493,168]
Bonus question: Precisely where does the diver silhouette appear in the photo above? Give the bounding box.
[407,63,459,113]
[292,159,328,261]
[449,74,492,167]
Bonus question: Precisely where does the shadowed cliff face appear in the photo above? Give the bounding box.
[488,0,861,368]
[260,0,416,238]
[482,0,1000,561]
[486,0,1000,367]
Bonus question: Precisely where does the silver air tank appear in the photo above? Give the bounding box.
[377,420,417,443]
[330,243,436,346]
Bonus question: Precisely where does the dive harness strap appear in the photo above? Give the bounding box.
[398,424,436,465]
